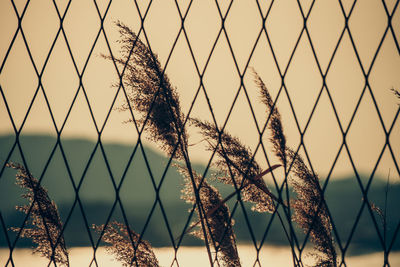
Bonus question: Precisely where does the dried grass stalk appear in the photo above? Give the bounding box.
[94,221,159,267]
[178,165,241,267]
[254,72,337,266]
[287,149,337,267]
[253,69,287,169]
[190,118,276,213]
[7,162,69,266]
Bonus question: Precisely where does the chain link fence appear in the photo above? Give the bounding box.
[1,0,400,266]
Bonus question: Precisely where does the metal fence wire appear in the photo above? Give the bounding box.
[0,0,400,266]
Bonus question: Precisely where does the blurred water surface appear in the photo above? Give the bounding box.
[1,246,399,266]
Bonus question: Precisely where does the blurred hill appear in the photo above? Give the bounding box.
[1,134,399,254]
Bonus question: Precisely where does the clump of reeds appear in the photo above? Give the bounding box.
[107,21,344,265]
[7,24,342,265]
[111,22,241,266]
[94,221,159,267]
[6,162,69,266]
[7,161,159,267]
[253,70,337,267]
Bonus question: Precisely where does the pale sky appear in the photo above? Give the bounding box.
[0,0,399,180]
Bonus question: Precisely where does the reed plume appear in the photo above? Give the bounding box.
[253,71,337,267]
[178,165,241,267]
[253,69,287,169]
[7,162,69,266]
[190,118,276,213]
[286,149,337,267]
[108,21,188,159]
[94,221,159,267]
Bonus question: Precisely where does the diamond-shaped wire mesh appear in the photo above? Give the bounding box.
[0,0,399,266]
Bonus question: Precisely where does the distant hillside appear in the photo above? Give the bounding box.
[0,134,192,206]
[1,134,399,253]
[0,134,197,247]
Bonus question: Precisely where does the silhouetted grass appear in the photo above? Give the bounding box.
[104,21,188,160]
[7,162,69,266]
[253,70,337,266]
[110,22,240,266]
[178,165,240,266]
[93,221,159,267]
[10,21,384,267]
[190,118,277,213]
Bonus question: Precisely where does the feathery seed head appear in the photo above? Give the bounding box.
[7,162,69,266]
[190,118,275,213]
[109,21,188,159]
[252,69,287,170]
[94,221,159,267]
[178,165,241,266]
